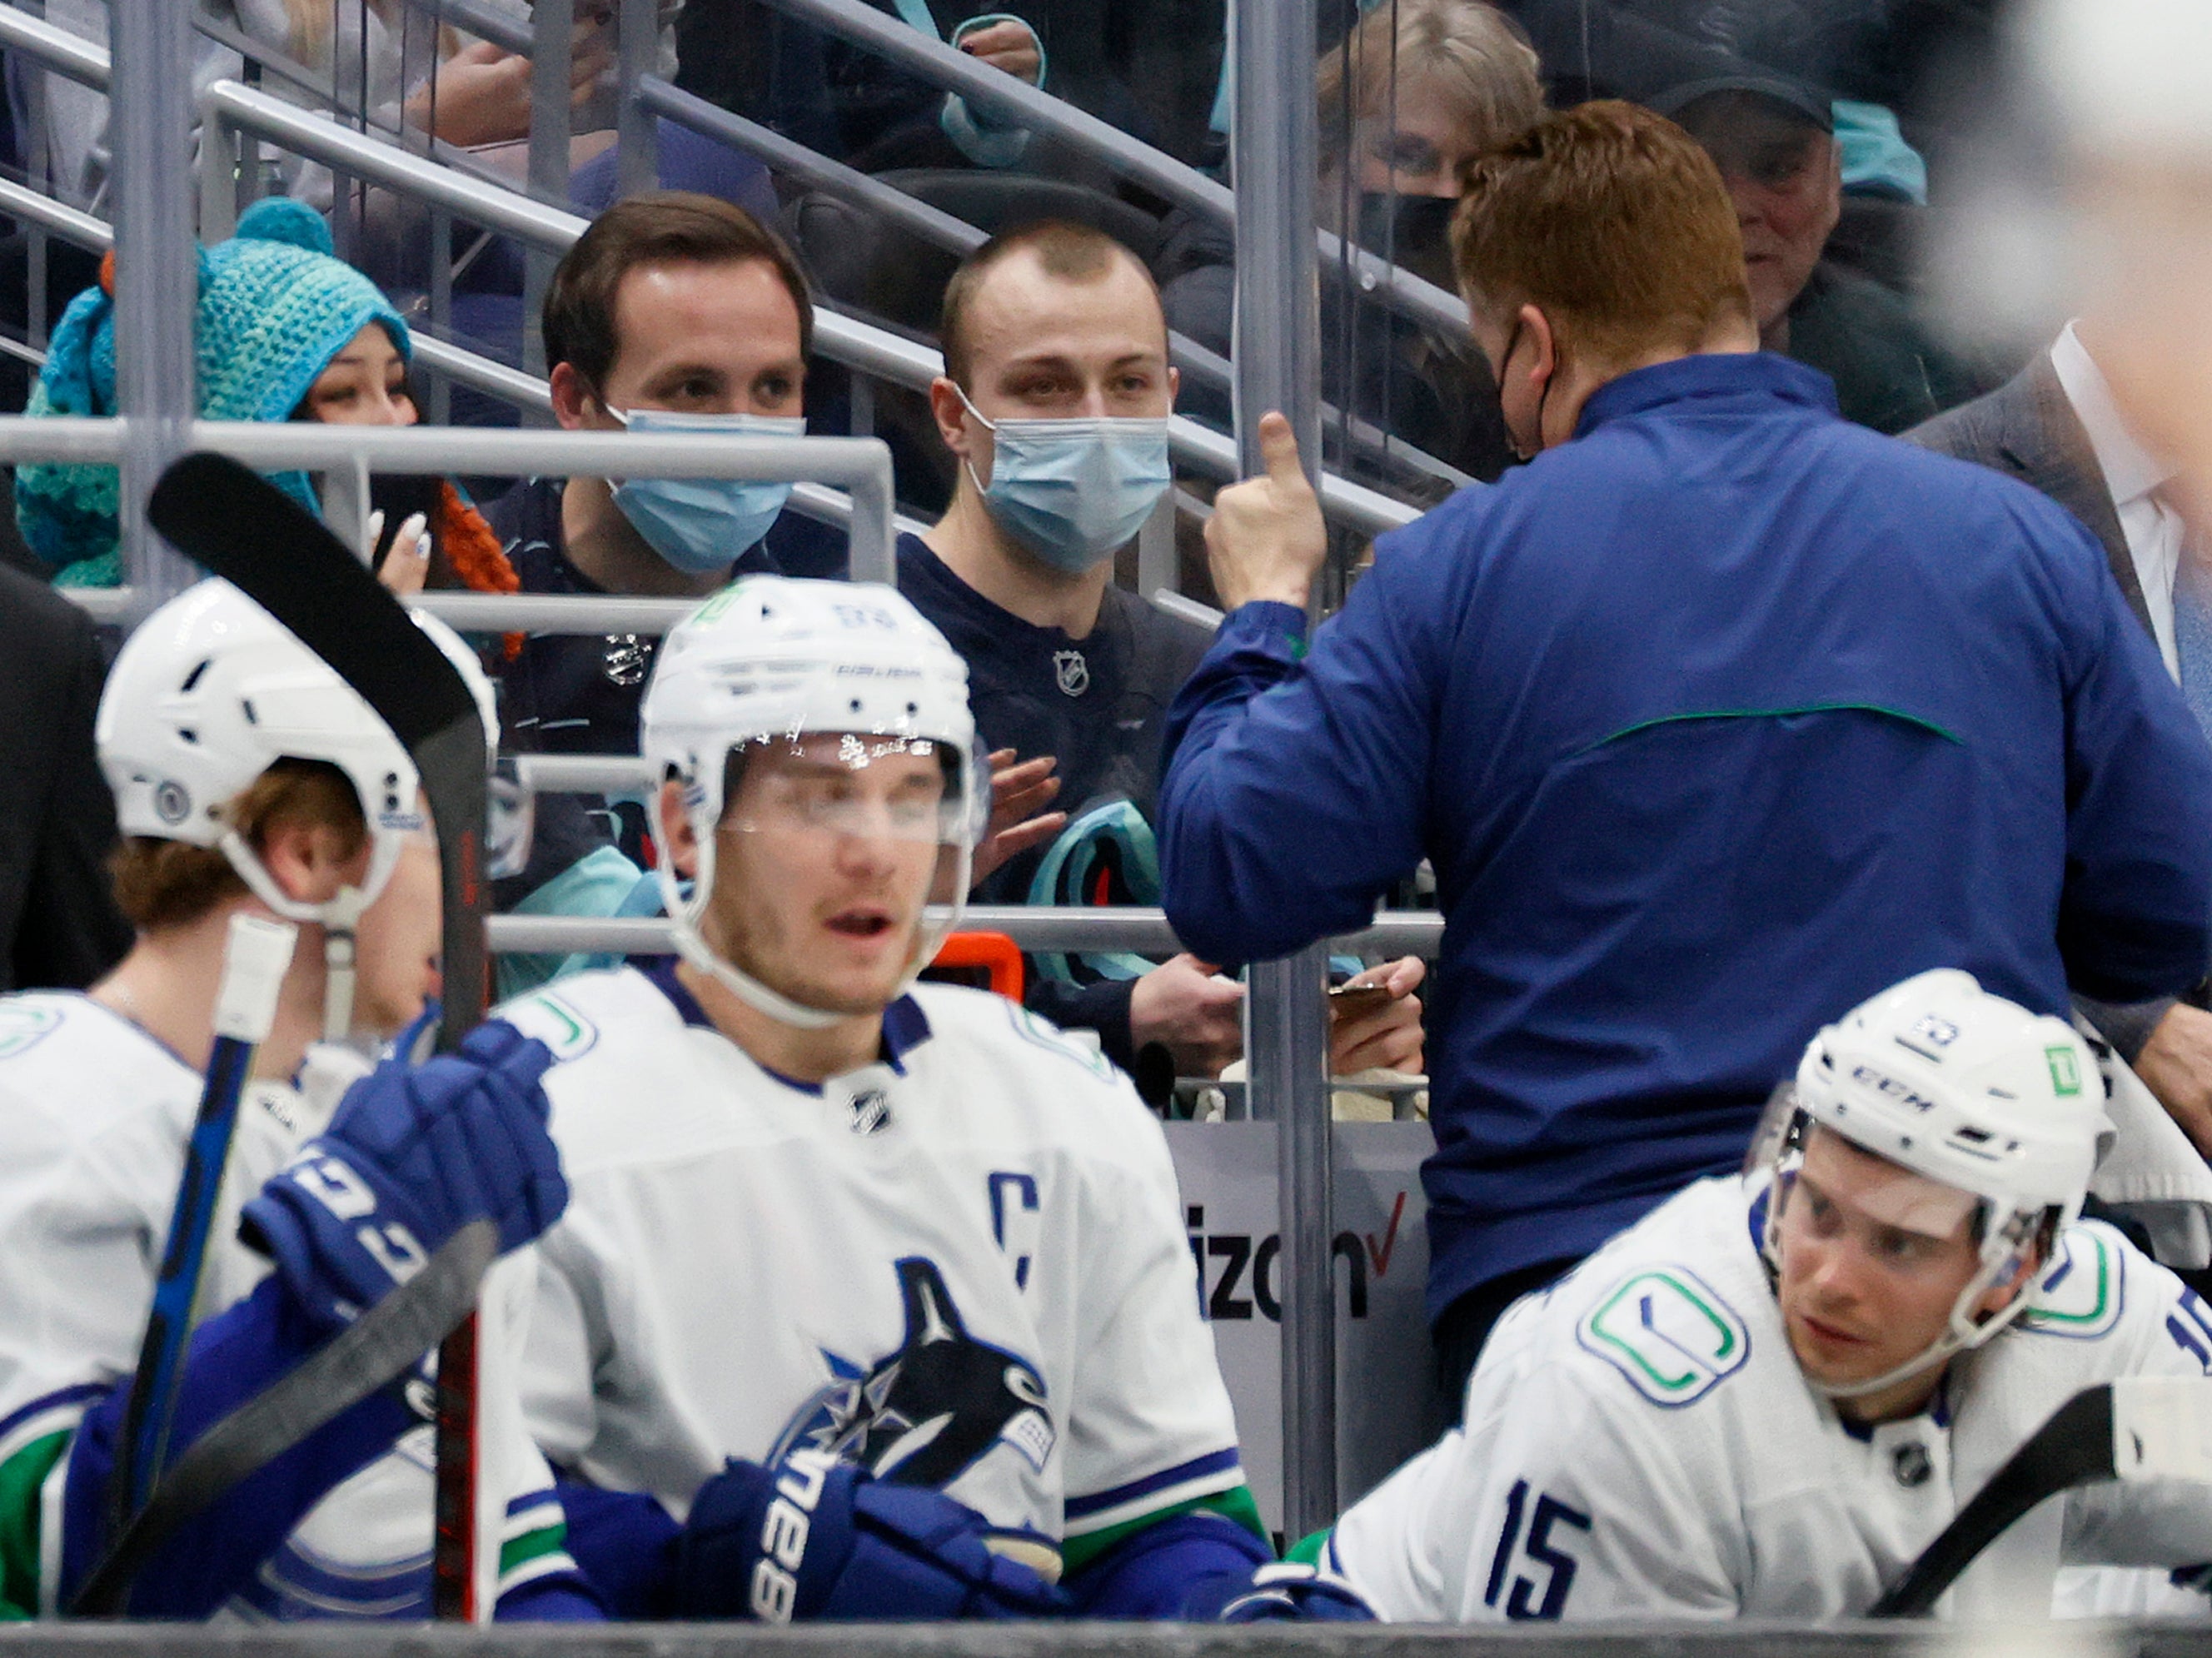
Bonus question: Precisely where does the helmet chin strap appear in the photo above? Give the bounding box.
[663,826,852,1033]
[670,924,846,1031]
[218,830,370,1046]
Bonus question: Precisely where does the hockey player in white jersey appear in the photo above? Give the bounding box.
[503,575,1362,1622]
[0,580,584,1621]
[1316,968,2212,1621]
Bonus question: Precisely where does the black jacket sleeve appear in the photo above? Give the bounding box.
[0,572,128,991]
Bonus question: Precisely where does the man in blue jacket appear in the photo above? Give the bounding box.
[1157,102,2212,1403]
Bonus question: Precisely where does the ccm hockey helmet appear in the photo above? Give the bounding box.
[1762,968,2106,1398]
[640,576,979,1029]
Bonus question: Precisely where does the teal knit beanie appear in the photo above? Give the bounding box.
[17,197,411,584]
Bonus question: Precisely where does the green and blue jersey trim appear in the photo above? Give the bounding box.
[0,1387,100,1621]
[1060,1484,1265,1576]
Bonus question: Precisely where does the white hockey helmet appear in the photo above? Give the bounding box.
[640,575,979,1029]
[1763,968,2106,1398]
[97,580,496,1033]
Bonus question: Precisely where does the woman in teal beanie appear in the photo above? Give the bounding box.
[17,197,507,595]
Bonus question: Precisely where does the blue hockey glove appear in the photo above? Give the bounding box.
[673,1450,1071,1621]
[240,1020,565,1333]
[1179,1561,1377,1623]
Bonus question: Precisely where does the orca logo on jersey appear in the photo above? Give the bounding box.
[770,1257,1057,1488]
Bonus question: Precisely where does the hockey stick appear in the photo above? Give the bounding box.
[141,451,495,1619]
[109,914,297,1526]
[72,1220,497,1616]
[1869,1376,2212,1616]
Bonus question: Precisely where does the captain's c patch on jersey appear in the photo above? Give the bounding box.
[1576,1266,1750,1407]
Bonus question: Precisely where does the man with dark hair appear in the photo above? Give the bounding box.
[496,191,815,759]
[903,220,1425,1088]
[486,192,824,974]
[1157,102,2212,1402]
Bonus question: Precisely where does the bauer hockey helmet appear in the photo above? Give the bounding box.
[97,580,497,1033]
[640,575,981,1029]
[1761,968,2106,1399]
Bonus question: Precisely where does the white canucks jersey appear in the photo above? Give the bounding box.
[0,993,570,1621]
[1329,1175,2212,1623]
[503,964,1246,1566]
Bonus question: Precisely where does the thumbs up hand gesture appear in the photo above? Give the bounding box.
[1203,411,1328,612]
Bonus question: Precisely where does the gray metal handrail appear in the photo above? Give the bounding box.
[198,79,590,246]
[195,78,1417,539]
[0,415,899,612]
[487,907,1445,958]
[0,3,110,91]
[750,0,1470,341]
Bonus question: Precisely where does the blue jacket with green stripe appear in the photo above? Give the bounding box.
[1158,351,2212,1324]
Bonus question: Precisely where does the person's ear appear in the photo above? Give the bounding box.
[1165,363,1181,410]
[257,814,370,906]
[658,777,700,880]
[549,361,599,432]
[929,375,979,462]
[1520,303,1558,389]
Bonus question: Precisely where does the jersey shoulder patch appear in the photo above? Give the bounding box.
[999,998,1116,1084]
[0,998,65,1061]
[1575,1263,1751,1408]
[2020,1222,2125,1342]
[498,987,600,1065]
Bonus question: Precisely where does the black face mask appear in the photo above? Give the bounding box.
[1354,192,1458,290]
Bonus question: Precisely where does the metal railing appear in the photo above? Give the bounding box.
[191,77,1417,540]
[0,417,898,620]
[487,907,1446,960]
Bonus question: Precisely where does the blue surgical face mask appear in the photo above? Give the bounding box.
[957,387,1171,573]
[609,407,806,575]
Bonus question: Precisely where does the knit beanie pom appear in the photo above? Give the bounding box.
[234,196,336,257]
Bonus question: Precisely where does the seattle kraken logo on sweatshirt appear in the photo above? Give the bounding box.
[770,1257,1055,1485]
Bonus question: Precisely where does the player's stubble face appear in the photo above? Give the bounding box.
[702,742,946,1016]
[1773,1130,2000,1420]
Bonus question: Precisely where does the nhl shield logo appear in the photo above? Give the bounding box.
[603,633,653,687]
[849,1088,893,1136]
[1052,650,1089,698]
